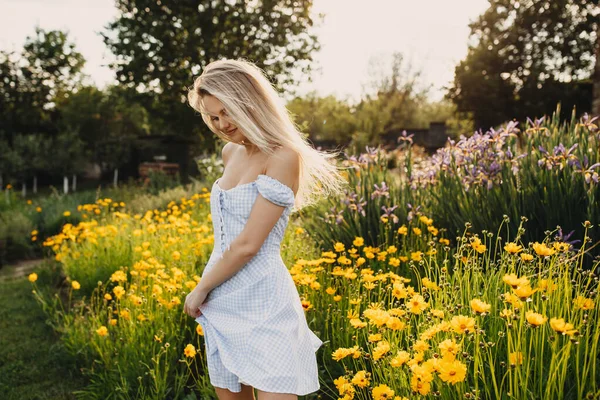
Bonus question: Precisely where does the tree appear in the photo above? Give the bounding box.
[55,84,150,187]
[0,27,86,188]
[287,92,357,145]
[351,52,431,148]
[447,0,599,130]
[101,0,322,141]
[0,27,86,142]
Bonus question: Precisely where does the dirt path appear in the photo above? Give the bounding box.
[0,258,45,282]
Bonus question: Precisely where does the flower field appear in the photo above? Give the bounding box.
[27,110,599,399]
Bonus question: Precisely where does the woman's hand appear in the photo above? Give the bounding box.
[184,286,209,318]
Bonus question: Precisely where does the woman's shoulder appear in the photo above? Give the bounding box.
[266,146,299,170]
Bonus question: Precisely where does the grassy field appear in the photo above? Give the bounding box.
[0,262,86,400]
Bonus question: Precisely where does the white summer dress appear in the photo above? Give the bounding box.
[195,174,324,395]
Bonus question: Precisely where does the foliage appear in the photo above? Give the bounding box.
[447,0,599,130]
[55,84,151,174]
[0,27,85,142]
[287,92,359,145]
[448,0,599,128]
[0,269,86,399]
[304,106,599,265]
[0,210,35,265]
[101,0,322,141]
[27,160,600,399]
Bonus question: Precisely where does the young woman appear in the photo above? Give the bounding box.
[183,58,346,400]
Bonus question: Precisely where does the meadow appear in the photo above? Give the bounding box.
[20,109,600,399]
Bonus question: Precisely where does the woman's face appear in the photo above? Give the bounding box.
[201,95,247,143]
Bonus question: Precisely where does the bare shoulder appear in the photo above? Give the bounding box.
[264,147,300,190]
[221,142,237,167]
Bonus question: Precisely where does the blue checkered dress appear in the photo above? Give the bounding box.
[195,174,323,395]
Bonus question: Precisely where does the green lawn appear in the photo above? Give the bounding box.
[0,269,86,400]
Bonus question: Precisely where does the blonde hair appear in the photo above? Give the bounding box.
[187,58,347,210]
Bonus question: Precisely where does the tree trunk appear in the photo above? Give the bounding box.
[63,176,69,194]
[593,20,600,117]
[21,182,26,198]
[113,168,118,188]
[33,175,37,194]
[72,174,77,192]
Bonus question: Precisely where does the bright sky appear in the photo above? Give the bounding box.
[0,0,488,103]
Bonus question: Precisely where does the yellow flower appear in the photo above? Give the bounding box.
[63,211,71,217]
[408,294,429,315]
[372,384,395,400]
[397,225,408,235]
[437,358,467,384]
[385,316,405,331]
[334,242,345,252]
[499,308,513,319]
[573,295,595,310]
[549,318,577,336]
[525,310,547,327]
[110,270,127,283]
[509,351,523,366]
[295,227,305,235]
[438,339,460,360]
[71,281,81,290]
[28,273,38,282]
[427,225,439,236]
[430,309,444,319]
[413,227,422,236]
[6,184,12,189]
[351,370,371,388]
[388,257,400,267]
[513,284,538,300]
[532,242,556,257]
[411,251,423,262]
[537,279,558,293]
[368,333,382,342]
[419,215,433,225]
[450,315,476,334]
[413,340,429,352]
[502,273,529,289]
[113,285,126,300]
[521,253,533,262]
[470,298,491,314]
[470,237,486,253]
[109,319,117,326]
[439,238,450,246]
[504,242,523,254]
[387,245,397,253]
[184,344,196,358]
[422,277,440,291]
[353,237,364,247]
[172,251,181,261]
[96,326,108,336]
[31,230,38,236]
[36,206,42,212]
[553,241,570,252]
[390,351,411,367]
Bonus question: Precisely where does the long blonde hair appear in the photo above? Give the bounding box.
[187,58,347,210]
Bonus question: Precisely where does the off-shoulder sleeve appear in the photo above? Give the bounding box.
[255,174,295,207]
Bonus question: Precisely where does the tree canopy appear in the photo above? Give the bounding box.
[447,0,599,130]
[101,0,321,141]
